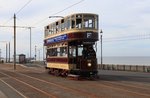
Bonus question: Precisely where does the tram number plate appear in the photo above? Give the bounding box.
[86,32,92,38]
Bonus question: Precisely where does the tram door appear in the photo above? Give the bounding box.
[68,44,83,69]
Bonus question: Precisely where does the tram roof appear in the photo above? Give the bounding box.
[45,13,98,28]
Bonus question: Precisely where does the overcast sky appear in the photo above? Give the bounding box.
[0,0,150,59]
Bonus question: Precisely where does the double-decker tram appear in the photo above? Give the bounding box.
[44,13,99,77]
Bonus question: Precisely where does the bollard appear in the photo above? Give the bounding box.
[143,66,145,72]
[123,65,125,71]
[136,65,138,72]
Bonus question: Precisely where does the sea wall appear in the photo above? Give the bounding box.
[98,64,150,72]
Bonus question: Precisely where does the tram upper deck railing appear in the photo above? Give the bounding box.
[44,13,99,39]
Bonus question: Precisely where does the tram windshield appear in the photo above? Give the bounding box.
[82,45,96,59]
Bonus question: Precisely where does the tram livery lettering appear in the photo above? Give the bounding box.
[47,34,68,44]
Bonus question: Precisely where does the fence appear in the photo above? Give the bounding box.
[98,64,150,72]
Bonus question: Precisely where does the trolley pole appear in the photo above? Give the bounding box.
[100,30,103,69]
[14,14,16,70]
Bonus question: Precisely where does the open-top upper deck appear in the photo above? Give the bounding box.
[44,13,99,40]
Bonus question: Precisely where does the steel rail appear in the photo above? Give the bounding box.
[0,79,27,98]
[17,72,99,98]
[87,81,150,97]
[0,72,57,98]
[1,69,99,98]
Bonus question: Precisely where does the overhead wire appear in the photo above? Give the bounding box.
[16,0,33,15]
[103,33,150,43]
[1,0,33,26]
[2,17,13,25]
[32,0,85,26]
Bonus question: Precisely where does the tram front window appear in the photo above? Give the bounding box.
[83,14,98,29]
[78,46,83,56]
[82,45,96,59]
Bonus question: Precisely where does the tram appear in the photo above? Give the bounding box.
[44,13,99,77]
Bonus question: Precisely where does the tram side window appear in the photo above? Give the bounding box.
[95,16,98,29]
[49,26,53,35]
[45,29,48,37]
[47,48,57,57]
[71,20,75,29]
[53,24,56,34]
[76,19,82,29]
[56,22,59,33]
[67,18,71,29]
[47,49,52,57]
[69,46,76,57]
[60,47,67,57]
[64,20,68,30]
[61,19,64,31]
[57,48,60,56]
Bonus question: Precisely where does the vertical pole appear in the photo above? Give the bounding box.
[29,27,31,62]
[100,30,103,69]
[6,43,8,63]
[14,14,16,70]
[43,45,44,61]
[9,42,10,63]
[35,45,36,61]
[39,49,40,61]
[0,49,1,62]
[101,34,102,69]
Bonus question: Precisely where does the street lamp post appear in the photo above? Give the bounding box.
[14,14,16,70]
[100,30,103,69]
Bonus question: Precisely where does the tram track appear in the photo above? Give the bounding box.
[0,69,100,98]
[0,79,27,98]
[102,80,150,91]
[17,70,150,98]
[0,64,150,98]
[16,70,150,98]
[88,81,150,98]
[0,71,57,98]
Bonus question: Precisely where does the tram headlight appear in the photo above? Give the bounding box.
[87,63,92,67]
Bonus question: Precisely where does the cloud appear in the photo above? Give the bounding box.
[1,0,150,57]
